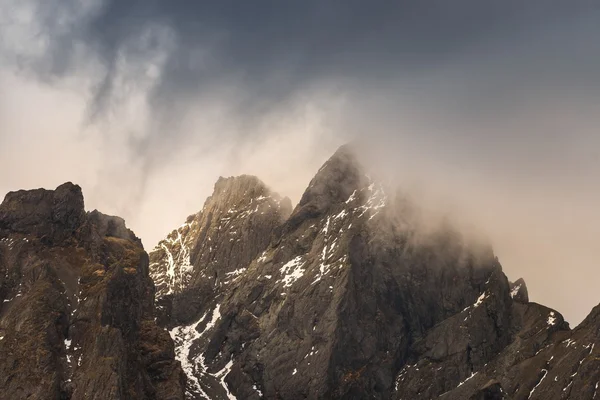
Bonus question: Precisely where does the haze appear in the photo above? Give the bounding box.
[0,1,598,326]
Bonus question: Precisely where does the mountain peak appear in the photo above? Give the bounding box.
[0,182,85,244]
[87,209,141,245]
[145,145,600,400]
[204,174,291,218]
[509,277,529,303]
[287,144,369,229]
[213,174,267,197]
[0,182,185,399]
[5,144,598,400]
[302,144,366,204]
[149,175,292,324]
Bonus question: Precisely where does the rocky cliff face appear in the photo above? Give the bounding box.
[4,145,599,400]
[148,175,293,398]
[0,183,185,400]
[147,145,600,400]
[149,175,292,326]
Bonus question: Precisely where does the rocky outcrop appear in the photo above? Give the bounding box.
[0,183,185,400]
[6,144,597,400]
[149,145,600,400]
[148,175,292,398]
[200,146,511,400]
[0,182,86,245]
[149,175,292,325]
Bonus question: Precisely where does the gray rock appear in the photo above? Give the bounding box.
[150,145,600,400]
[4,145,599,400]
[0,183,185,400]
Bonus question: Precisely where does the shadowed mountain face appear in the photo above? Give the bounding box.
[2,146,599,400]
[0,183,185,400]
[148,145,600,400]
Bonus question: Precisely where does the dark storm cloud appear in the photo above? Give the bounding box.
[2,0,600,326]
[7,0,595,172]
[4,0,596,173]
[17,1,598,116]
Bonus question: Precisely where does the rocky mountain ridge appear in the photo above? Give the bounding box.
[148,145,600,400]
[1,145,598,400]
[0,183,185,400]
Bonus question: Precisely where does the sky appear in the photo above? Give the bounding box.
[0,1,599,325]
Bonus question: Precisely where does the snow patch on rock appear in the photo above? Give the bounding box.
[279,257,306,288]
[547,311,556,326]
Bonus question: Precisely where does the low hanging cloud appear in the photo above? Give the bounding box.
[1,0,599,325]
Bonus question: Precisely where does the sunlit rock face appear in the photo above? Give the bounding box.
[150,145,599,400]
[4,146,597,400]
[149,175,292,326]
[0,183,185,400]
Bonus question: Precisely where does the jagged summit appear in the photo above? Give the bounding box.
[0,182,86,244]
[87,209,141,244]
[211,174,290,206]
[147,145,600,400]
[198,174,292,228]
[149,174,291,321]
[146,146,505,399]
[509,277,529,303]
[299,144,366,208]
[0,183,185,400]
[3,144,599,400]
[285,144,370,232]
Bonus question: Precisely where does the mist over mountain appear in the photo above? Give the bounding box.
[1,1,599,399]
[1,144,599,399]
[143,144,600,399]
[2,1,599,326]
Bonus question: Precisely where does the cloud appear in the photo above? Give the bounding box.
[1,0,599,325]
